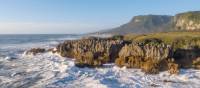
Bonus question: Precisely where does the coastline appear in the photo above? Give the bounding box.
[1,33,200,87]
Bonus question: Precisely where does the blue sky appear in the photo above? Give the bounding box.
[0,0,199,34]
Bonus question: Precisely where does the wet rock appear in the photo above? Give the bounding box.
[168,62,179,74]
[5,56,18,61]
[26,48,46,55]
[173,48,200,68]
[47,48,57,53]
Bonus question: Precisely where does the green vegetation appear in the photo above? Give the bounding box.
[111,35,124,40]
[124,32,200,49]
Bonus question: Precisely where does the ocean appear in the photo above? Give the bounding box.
[0,34,80,59]
[0,34,200,88]
[0,34,81,88]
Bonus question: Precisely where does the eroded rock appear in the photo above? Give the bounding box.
[56,36,200,74]
[115,43,174,74]
[56,37,126,67]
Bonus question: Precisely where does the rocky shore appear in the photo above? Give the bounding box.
[27,35,200,74]
[56,36,128,67]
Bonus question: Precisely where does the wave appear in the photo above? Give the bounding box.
[1,35,200,88]
[0,49,200,88]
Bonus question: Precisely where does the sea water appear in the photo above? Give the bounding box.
[0,34,80,59]
[0,34,80,88]
[0,34,200,88]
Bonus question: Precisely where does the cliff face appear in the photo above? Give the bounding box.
[100,11,200,34]
[103,15,173,34]
[174,11,200,31]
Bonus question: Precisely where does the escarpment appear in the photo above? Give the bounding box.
[175,11,200,31]
[96,11,200,35]
[56,35,200,74]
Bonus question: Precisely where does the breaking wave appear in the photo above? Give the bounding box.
[0,34,200,88]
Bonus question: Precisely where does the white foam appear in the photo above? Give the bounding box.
[1,51,200,88]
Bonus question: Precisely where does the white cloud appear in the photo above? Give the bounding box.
[0,22,106,34]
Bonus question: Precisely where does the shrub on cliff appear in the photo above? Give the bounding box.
[112,35,124,40]
[140,38,163,45]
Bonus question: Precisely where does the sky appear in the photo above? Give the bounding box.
[0,0,199,34]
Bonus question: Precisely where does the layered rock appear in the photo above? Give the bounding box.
[115,43,176,74]
[175,11,200,31]
[56,35,200,74]
[56,37,127,67]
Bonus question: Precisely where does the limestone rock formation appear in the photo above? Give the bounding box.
[56,37,126,67]
[175,11,200,31]
[56,35,200,74]
[115,43,174,74]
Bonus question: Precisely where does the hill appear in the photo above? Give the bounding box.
[99,11,200,35]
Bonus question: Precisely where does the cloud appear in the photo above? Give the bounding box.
[0,22,105,34]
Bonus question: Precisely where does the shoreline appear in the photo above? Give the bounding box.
[1,33,200,87]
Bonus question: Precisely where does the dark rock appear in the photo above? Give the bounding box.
[173,48,200,68]
[5,56,18,61]
[26,48,46,55]
[109,43,123,62]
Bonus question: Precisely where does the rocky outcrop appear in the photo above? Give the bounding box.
[175,11,200,31]
[56,37,127,67]
[115,43,175,74]
[56,35,200,74]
